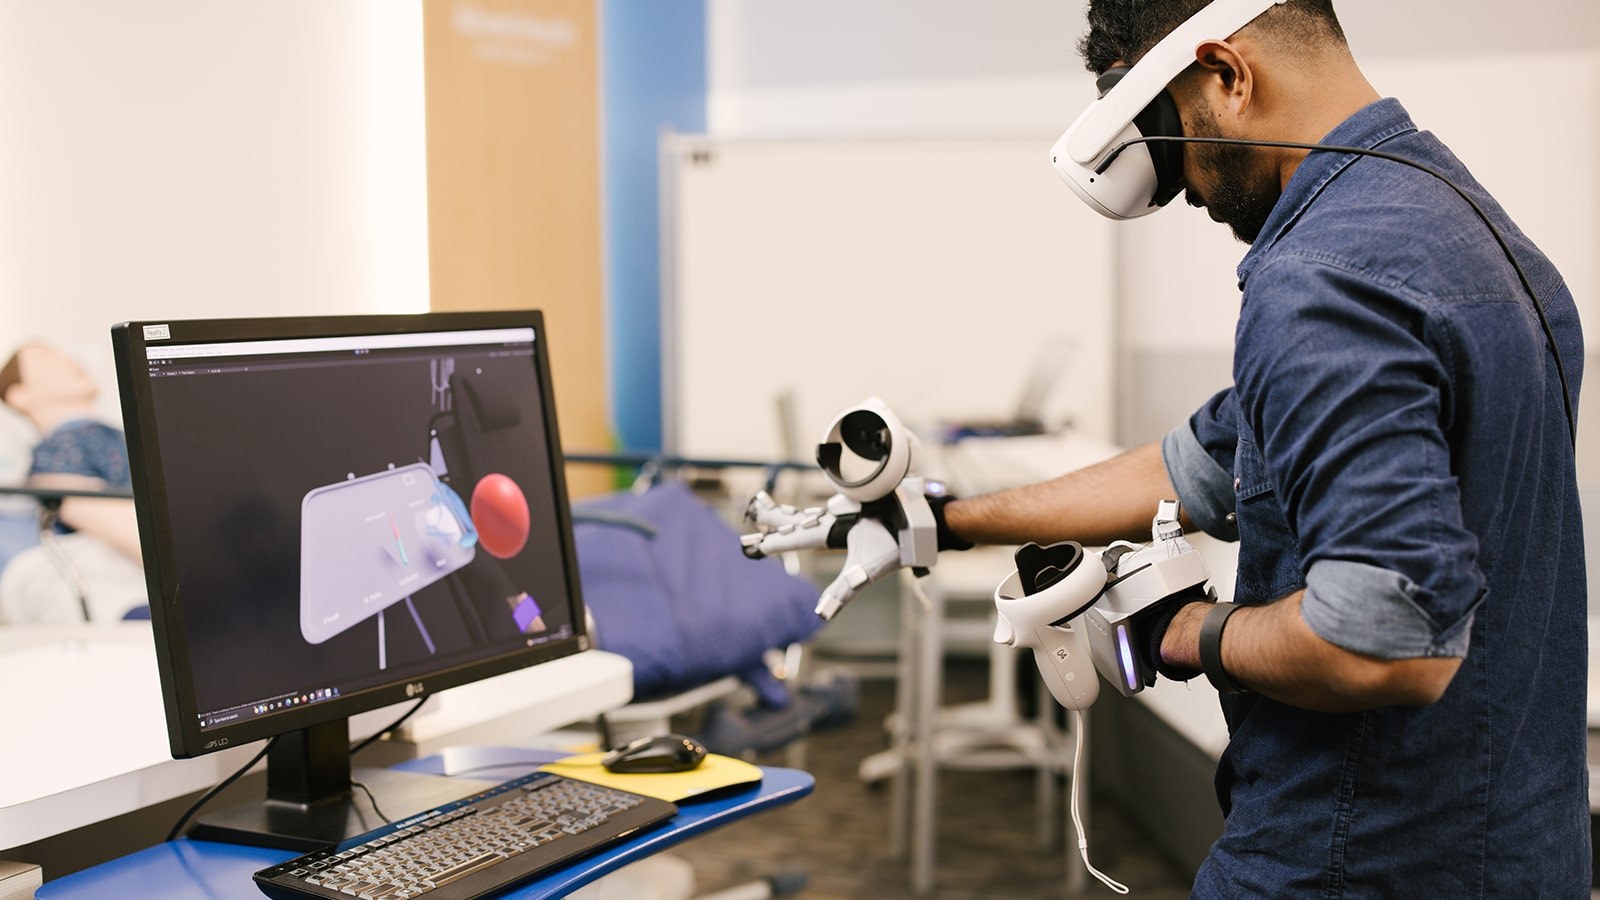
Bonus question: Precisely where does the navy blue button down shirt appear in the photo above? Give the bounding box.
[1162,99,1589,896]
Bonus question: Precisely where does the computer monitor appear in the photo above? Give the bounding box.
[110,310,591,849]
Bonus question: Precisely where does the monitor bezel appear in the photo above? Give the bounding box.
[111,309,592,761]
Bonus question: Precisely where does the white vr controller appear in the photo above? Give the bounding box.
[741,397,937,621]
[993,500,1214,710]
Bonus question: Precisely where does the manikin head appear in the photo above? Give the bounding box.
[1078,0,1376,243]
[0,343,100,432]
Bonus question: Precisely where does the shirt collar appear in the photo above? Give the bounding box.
[49,416,98,435]
[1235,97,1418,286]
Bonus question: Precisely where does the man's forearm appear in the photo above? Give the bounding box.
[1161,592,1462,712]
[32,473,144,564]
[58,496,143,562]
[941,441,1178,547]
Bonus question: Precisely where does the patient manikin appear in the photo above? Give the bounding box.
[0,343,145,623]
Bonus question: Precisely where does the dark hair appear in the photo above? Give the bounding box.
[1079,0,1346,74]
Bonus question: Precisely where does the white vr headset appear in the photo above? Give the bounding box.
[1051,0,1288,219]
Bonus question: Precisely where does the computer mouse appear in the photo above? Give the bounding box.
[600,733,708,774]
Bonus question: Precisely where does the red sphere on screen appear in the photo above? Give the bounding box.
[471,473,530,559]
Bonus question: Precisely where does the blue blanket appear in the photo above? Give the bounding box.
[573,483,824,703]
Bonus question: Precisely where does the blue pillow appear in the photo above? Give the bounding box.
[573,483,823,703]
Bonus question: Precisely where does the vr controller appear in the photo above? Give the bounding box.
[992,500,1213,710]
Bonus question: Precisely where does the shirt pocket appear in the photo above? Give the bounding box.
[1233,434,1305,604]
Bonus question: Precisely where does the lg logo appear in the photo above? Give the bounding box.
[405,682,425,698]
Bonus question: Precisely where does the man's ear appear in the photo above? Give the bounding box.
[1191,38,1254,117]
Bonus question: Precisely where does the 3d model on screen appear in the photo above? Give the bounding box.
[470,472,531,559]
[506,591,545,633]
[299,462,478,645]
[419,357,556,651]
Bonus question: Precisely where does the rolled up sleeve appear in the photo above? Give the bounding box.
[1162,388,1241,542]
[1236,254,1486,659]
[1302,559,1476,659]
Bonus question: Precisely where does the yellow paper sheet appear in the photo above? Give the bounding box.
[540,752,764,802]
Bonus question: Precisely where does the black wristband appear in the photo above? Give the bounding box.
[1199,601,1247,695]
[926,493,973,552]
[1141,598,1200,683]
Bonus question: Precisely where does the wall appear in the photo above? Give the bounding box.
[5,2,1596,466]
[0,1,431,423]
[421,0,612,496]
[599,0,706,453]
[708,0,1600,132]
[705,0,1600,470]
[1106,50,1600,473]
[663,136,1117,460]
[707,0,1090,137]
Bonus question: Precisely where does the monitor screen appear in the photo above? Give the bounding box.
[112,310,591,847]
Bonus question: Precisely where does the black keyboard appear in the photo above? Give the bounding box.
[253,771,678,900]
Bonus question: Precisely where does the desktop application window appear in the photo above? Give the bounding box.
[140,327,577,733]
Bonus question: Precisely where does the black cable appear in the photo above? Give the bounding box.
[166,736,279,842]
[0,485,134,500]
[1095,134,1578,449]
[349,696,429,758]
[337,696,430,827]
[166,696,429,842]
[37,505,92,622]
[349,779,390,824]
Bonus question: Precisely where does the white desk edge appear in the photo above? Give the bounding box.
[0,624,632,850]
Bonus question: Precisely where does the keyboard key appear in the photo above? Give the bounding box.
[254,772,676,900]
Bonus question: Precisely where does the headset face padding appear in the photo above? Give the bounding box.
[1095,66,1187,208]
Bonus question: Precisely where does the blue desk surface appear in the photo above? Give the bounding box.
[38,747,813,899]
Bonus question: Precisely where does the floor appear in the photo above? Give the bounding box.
[669,658,1197,899]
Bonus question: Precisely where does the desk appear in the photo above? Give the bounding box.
[0,623,262,851]
[36,748,813,899]
[0,624,633,853]
[932,431,1122,497]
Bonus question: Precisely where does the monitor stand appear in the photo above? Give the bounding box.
[187,719,495,851]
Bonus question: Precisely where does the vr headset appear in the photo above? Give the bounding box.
[1051,0,1288,219]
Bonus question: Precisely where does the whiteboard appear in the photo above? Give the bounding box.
[662,135,1118,463]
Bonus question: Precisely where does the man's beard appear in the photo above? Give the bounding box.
[1183,115,1280,245]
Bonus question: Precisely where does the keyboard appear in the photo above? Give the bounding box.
[253,771,678,900]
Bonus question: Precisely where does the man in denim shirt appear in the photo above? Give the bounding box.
[936,0,1588,894]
